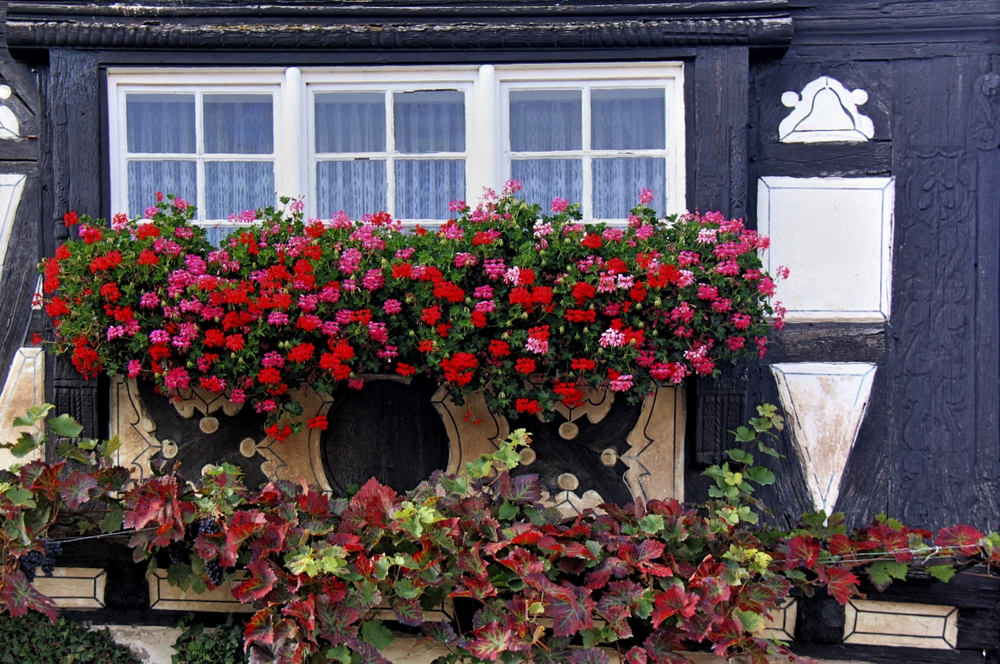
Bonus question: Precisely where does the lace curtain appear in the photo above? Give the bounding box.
[126,93,276,219]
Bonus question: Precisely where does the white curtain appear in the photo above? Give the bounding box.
[509,90,582,152]
[395,160,465,220]
[317,160,387,219]
[592,157,665,218]
[315,93,385,153]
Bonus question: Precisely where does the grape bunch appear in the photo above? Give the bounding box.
[198,518,221,536]
[197,519,225,586]
[164,540,188,565]
[205,559,225,586]
[19,539,63,582]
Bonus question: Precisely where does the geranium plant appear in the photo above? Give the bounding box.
[42,183,784,438]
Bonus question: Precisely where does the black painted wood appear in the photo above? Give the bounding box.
[757,142,892,177]
[787,0,1000,60]
[888,54,998,531]
[5,1,794,51]
[136,381,270,487]
[692,361,748,467]
[45,48,101,438]
[765,323,885,364]
[510,397,643,507]
[321,376,449,495]
[692,46,749,218]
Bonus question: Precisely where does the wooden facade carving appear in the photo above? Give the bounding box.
[6,2,794,51]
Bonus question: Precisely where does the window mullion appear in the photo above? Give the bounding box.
[281,67,304,206]
[386,90,395,219]
[582,85,592,222]
[195,90,205,223]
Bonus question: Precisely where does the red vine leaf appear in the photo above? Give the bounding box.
[282,596,317,637]
[935,525,985,549]
[60,471,99,509]
[820,565,860,605]
[392,596,423,627]
[786,535,820,570]
[244,609,276,649]
[468,622,513,661]
[233,558,278,602]
[652,585,698,629]
[548,583,596,637]
[568,647,610,664]
[0,570,58,621]
[619,540,672,577]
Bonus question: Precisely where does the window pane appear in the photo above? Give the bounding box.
[395,159,465,219]
[126,94,196,154]
[205,226,239,247]
[315,93,386,153]
[317,160,388,219]
[205,161,275,219]
[592,157,666,219]
[204,94,274,154]
[511,159,582,209]
[592,88,666,150]
[509,90,582,152]
[127,161,197,217]
[394,91,465,154]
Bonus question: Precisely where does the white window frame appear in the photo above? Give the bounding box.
[108,63,685,226]
[495,63,686,220]
[301,67,479,223]
[107,68,296,226]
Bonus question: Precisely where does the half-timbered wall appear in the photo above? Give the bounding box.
[1,1,1000,658]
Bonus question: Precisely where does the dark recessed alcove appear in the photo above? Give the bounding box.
[321,376,449,495]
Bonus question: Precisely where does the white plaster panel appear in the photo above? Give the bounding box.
[0,347,45,470]
[844,600,958,650]
[771,363,876,516]
[758,176,894,323]
[31,567,106,609]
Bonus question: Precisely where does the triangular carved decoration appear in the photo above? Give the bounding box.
[770,363,876,515]
[779,76,875,143]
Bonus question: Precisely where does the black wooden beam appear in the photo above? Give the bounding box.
[5,1,793,50]
[765,323,886,364]
[757,142,892,178]
[45,49,101,439]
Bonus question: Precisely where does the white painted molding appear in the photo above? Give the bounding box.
[779,76,874,143]
[758,176,894,323]
[0,173,26,278]
[771,362,876,516]
[0,84,19,139]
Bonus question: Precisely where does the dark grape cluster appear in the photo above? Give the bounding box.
[197,519,227,586]
[19,540,62,582]
[198,518,221,536]
[164,540,188,565]
[205,559,224,586]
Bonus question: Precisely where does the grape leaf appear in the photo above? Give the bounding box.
[935,525,985,549]
[48,413,84,438]
[866,560,908,592]
[0,570,58,621]
[468,622,513,661]
[927,565,957,583]
[61,471,99,509]
[361,620,394,650]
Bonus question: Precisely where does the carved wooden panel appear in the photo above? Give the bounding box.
[694,362,748,467]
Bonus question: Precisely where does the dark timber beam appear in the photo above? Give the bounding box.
[5,1,793,50]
